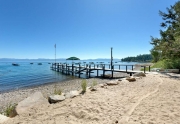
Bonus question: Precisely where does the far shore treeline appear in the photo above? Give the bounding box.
[121,54,152,62]
[150,1,180,69]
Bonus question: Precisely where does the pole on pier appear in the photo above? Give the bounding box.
[149,66,151,72]
[132,65,134,70]
[111,65,114,78]
[54,44,56,64]
[111,47,113,70]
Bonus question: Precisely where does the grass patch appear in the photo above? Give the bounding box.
[54,85,62,95]
[1,103,17,117]
[91,80,97,87]
[81,79,87,93]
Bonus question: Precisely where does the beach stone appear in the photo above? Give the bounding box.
[99,84,104,88]
[65,91,79,98]
[90,87,97,91]
[133,72,146,77]
[126,77,136,82]
[48,95,65,104]
[101,74,111,78]
[65,93,71,99]
[15,92,48,115]
[118,78,127,81]
[0,114,9,123]
[106,81,118,85]
[135,77,141,79]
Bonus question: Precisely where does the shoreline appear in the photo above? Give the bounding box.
[0,72,129,112]
[2,72,180,123]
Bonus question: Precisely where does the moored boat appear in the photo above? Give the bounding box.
[38,63,42,65]
[12,63,19,66]
[30,63,33,64]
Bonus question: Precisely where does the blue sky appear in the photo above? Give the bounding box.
[0,0,178,59]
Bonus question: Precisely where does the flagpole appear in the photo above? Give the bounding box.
[55,44,56,64]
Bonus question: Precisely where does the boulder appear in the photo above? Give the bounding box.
[106,81,119,85]
[0,114,9,123]
[15,92,48,115]
[135,77,141,79]
[90,87,97,91]
[48,95,65,104]
[126,77,136,82]
[133,72,146,77]
[99,84,104,88]
[65,93,71,99]
[101,74,111,78]
[118,78,127,81]
[65,90,79,98]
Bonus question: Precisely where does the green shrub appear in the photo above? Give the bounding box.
[3,103,17,117]
[81,79,87,93]
[54,85,62,95]
[152,59,180,69]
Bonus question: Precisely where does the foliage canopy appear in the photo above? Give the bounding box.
[121,54,152,62]
[66,57,80,60]
[150,1,180,69]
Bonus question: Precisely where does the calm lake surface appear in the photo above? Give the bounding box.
[0,59,138,92]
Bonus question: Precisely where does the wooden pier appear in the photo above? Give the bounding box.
[50,63,151,78]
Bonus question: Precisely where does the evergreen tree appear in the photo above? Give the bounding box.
[150,1,180,69]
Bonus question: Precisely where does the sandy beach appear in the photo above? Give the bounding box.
[1,72,180,124]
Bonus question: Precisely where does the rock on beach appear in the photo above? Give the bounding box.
[15,92,48,115]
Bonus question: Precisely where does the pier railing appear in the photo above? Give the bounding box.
[50,63,151,78]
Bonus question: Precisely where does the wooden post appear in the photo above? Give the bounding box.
[119,65,120,70]
[111,65,114,78]
[79,64,80,78]
[109,65,110,69]
[126,65,127,72]
[86,64,88,75]
[103,65,105,78]
[132,65,134,70]
[111,47,113,70]
[89,65,91,78]
[68,66,70,75]
[149,66,150,72]
[72,64,74,75]
[144,66,146,73]
[130,73,132,76]
[57,63,59,71]
[97,70,98,77]
[66,64,67,75]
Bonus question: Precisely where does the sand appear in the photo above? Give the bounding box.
[1,72,180,124]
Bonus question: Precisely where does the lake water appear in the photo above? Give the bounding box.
[0,59,138,92]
